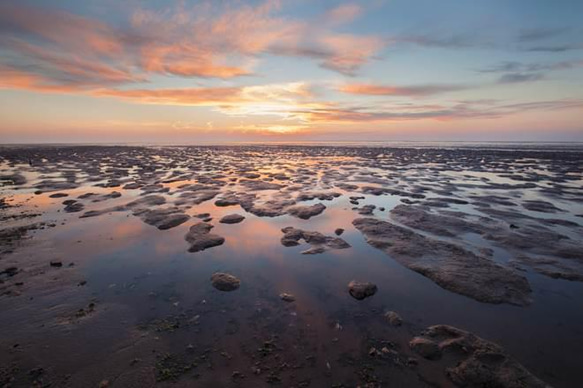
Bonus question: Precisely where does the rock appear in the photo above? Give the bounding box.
[49,192,69,198]
[239,179,283,191]
[334,228,344,236]
[64,201,84,213]
[522,200,563,213]
[211,272,240,291]
[280,227,350,254]
[354,204,376,215]
[296,191,341,201]
[134,207,189,230]
[122,182,141,190]
[416,325,549,387]
[287,203,326,219]
[50,260,63,267]
[279,293,295,302]
[185,223,225,252]
[1,266,18,277]
[348,281,377,300]
[352,218,532,306]
[409,337,441,359]
[219,214,245,224]
[0,173,26,185]
[384,311,402,326]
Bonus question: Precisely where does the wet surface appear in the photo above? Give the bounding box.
[0,144,582,387]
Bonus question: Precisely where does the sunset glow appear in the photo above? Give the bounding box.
[1,0,582,143]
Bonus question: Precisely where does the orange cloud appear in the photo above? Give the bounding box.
[339,83,469,96]
[0,0,384,91]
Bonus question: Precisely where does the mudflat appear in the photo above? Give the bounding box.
[1,144,582,387]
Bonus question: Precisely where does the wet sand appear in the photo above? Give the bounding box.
[0,144,582,387]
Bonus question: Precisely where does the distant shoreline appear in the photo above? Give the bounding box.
[1,141,583,152]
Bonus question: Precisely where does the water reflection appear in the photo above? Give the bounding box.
[0,145,582,387]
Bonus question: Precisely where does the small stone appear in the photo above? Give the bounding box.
[384,311,403,326]
[219,214,245,224]
[348,281,377,300]
[50,261,63,268]
[211,272,240,291]
[280,293,295,302]
[334,228,344,236]
[409,337,441,359]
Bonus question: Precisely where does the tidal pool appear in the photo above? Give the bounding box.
[0,145,582,387]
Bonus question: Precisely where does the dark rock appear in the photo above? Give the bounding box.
[211,272,240,291]
[280,293,295,302]
[219,214,245,224]
[352,217,532,306]
[409,337,441,359]
[287,203,326,219]
[185,223,225,252]
[348,281,377,300]
[385,311,403,326]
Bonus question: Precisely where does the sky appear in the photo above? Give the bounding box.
[0,0,582,144]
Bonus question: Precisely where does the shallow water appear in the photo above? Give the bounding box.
[0,145,582,387]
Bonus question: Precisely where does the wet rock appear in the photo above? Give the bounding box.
[64,201,84,213]
[211,272,240,291]
[239,179,283,191]
[409,337,441,359]
[219,214,245,224]
[384,311,402,326]
[287,203,326,219]
[49,192,69,198]
[134,207,189,230]
[352,218,532,306]
[280,293,295,302]
[175,188,220,206]
[79,191,122,202]
[247,197,296,217]
[280,227,350,254]
[122,182,141,190]
[0,173,27,185]
[296,191,341,201]
[1,266,18,277]
[354,204,376,215]
[50,260,63,267]
[80,195,166,218]
[334,228,344,236]
[185,223,225,252]
[215,197,240,207]
[417,325,549,387]
[523,200,564,213]
[390,204,487,238]
[348,281,377,300]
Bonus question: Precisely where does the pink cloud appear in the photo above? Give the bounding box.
[339,83,468,96]
[0,0,384,91]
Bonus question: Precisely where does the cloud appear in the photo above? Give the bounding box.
[0,0,384,92]
[477,59,583,84]
[302,99,583,124]
[517,27,569,42]
[497,73,544,84]
[339,83,468,97]
[524,45,582,52]
[322,4,363,25]
[393,34,478,49]
[478,60,583,74]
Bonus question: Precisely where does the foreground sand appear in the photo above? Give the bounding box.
[1,145,582,387]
